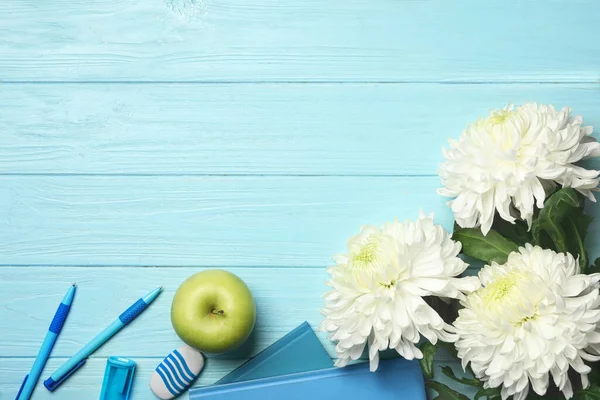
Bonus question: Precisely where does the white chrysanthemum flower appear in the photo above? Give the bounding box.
[454,244,600,400]
[319,212,480,371]
[439,103,600,234]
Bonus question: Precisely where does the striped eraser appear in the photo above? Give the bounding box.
[150,345,205,399]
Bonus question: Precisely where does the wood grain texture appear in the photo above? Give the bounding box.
[0,265,468,397]
[0,267,330,358]
[1,0,599,82]
[0,265,467,361]
[3,0,600,398]
[0,176,453,267]
[2,83,600,175]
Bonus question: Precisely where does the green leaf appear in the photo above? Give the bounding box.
[437,340,459,359]
[440,366,482,387]
[577,366,600,399]
[563,207,593,270]
[452,228,519,264]
[474,387,502,400]
[492,217,532,247]
[576,385,600,400]
[426,381,470,400]
[419,342,437,379]
[532,188,581,254]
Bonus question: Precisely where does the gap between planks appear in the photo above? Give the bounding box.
[2,80,600,85]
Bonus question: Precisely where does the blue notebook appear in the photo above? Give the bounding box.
[190,321,333,399]
[190,357,426,399]
[211,322,332,385]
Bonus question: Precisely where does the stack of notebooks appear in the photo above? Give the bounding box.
[189,322,426,400]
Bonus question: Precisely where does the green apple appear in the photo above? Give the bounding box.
[171,269,256,354]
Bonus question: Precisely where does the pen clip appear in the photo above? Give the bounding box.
[44,359,87,392]
[14,374,28,400]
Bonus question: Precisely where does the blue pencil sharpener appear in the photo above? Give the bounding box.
[100,356,136,400]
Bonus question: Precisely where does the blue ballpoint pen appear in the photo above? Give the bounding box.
[15,283,76,400]
[44,286,163,391]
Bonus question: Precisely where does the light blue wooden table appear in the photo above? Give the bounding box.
[1,1,599,399]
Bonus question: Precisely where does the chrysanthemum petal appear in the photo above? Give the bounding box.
[440,103,600,233]
[321,214,476,370]
[454,245,600,399]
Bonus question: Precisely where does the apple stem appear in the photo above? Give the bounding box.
[212,309,225,316]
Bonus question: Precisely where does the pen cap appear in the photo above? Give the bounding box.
[100,357,136,400]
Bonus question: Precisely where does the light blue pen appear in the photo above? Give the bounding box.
[44,286,162,391]
[15,283,76,400]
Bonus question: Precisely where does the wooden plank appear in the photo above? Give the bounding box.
[0,264,467,359]
[0,358,472,399]
[2,83,600,175]
[1,0,599,82]
[0,176,454,267]
[0,266,331,357]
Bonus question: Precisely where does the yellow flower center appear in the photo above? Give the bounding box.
[379,281,394,289]
[480,109,524,152]
[482,274,519,304]
[487,109,516,126]
[477,270,543,327]
[348,235,397,289]
[352,240,379,269]
[517,313,537,325]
